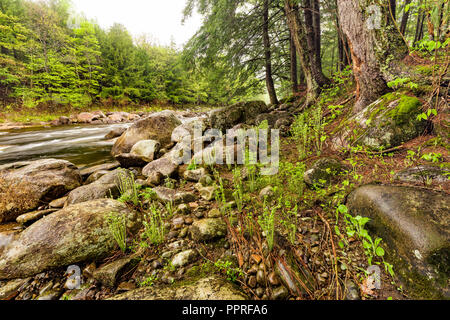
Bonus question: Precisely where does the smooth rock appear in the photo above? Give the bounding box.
[152,187,196,205]
[347,185,449,298]
[0,159,82,223]
[190,218,227,242]
[184,168,207,182]
[93,257,137,287]
[16,209,58,225]
[0,199,140,280]
[111,110,181,156]
[110,276,247,300]
[130,140,161,162]
[171,249,198,268]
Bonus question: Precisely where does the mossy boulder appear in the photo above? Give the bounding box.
[347,185,449,299]
[333,93,427,151]
[304,158,344,188]
[0,199,141,280]
[0,159,82,223]
[210,101,268,132]
[109,275,247,300]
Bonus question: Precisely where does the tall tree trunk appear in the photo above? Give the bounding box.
[389,0,396,20]
[336,13,350,71]
[414,7,425,44]
[337,0,409,112]
[263,0,278,105]
[263,0,278,104]
[284,0,320,104]
[400,0,412,35]
[303,0,330,87]
[289,31,299,96]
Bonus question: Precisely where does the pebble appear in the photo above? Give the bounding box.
[256,270,266,286]
[255,287,264,298]
[268,272,280,286]
[271,286,289,300]
[248,265,258,275]
[248,276,257,288]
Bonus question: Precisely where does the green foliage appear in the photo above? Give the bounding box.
[139,275,158,287]
[107,211,127,252]
[258,197,278,252]
[214,259,243,283]
[140,204,166,246]
[116,169,139,206]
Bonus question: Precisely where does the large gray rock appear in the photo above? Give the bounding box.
[332,93,427,151]
[109,275,247,300]
[111,110,181,156]
[66,169,131,205]
[347,185,449,299]
[130,140,160,162]
[0,199,141,280]
[210,101,268,132]
[0,159,82,223]
[142,157,179,178]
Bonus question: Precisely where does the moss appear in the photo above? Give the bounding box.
[387,95,422,126]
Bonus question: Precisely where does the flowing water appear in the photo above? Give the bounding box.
[0,123,130,168]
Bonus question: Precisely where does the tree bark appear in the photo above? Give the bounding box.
[303,0,330,87]
[289,31,299,95]
[263,0,278,105]
[414,7,425,44]
[337,0,409,112]
[399,0,412,35]
[284,0,320,104]
[389,0,396,20]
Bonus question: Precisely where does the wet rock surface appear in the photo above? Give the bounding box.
[347,185,450,298]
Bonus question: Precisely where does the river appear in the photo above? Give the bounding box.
[0,123,130,168]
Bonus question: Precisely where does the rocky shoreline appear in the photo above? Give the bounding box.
[0,100,448,300]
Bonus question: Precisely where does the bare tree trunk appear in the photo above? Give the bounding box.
[289,31,299,96]
[263,0,278,105]
[400,0,412,35]
[337,0,409,112]
[414,7,425,44]
[284,0,320,104]
[303,0,330,87]
[389,0,396,20]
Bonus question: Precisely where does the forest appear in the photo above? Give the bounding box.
[0,0,447,111]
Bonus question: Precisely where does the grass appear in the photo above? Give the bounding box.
[107,211,127,253]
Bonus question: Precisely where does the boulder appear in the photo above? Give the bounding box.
[130,140,160,162]
[171,119,207,143]
[109,275,247,300]
[76,112,96,123]
[210,101,268,132]
[347,185,449,299]
[79,162,120,179]
[190,218,227,242]
[332,93,427,151]
[66,169,130,205]
[0,199,141,280]
[111,110,181,156]
[152,187,196,205]
[114,153,148,168]
[0,159,82,223]
[142,157,179,178]
[183,168,207,182]
[394,165,450,184]
[92,257,138,287]
[105,127,127,140]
